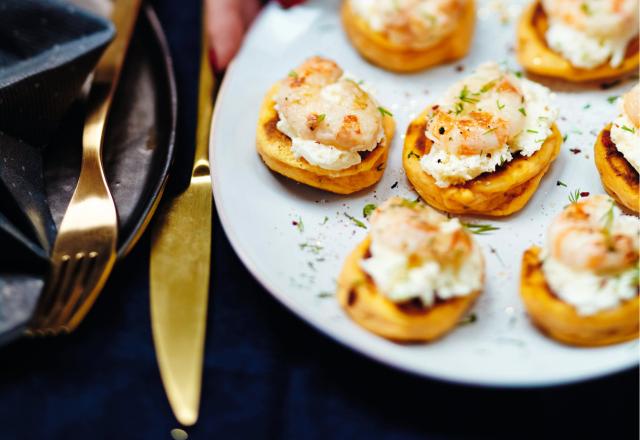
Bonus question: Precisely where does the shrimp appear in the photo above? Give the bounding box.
[541,0,639,38]
[547,195,639,273]
[425,63,526,156]
[369,197,473,264]
[623,84,639,128]
[274,57,383,152]
[366,0,465,48]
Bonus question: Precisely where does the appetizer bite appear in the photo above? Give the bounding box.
[403,62,561,216]
[517,0,639,82]
[341,0,475,72]
[594,84,639,214]
[521,195,639,346]
[337,197,484,342]
[256,56,395,194]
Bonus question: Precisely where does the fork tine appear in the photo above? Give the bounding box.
[30,255,72,330]
[53,251,99,327]
[42,252,85,328]
[63,253,115,331]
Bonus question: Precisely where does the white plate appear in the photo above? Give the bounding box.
[210,0,639,387]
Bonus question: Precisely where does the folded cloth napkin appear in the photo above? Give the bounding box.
[0,0,114,344]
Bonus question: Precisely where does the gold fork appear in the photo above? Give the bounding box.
[30,0,143,334]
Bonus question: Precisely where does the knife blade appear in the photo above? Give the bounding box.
[149,13,215,426]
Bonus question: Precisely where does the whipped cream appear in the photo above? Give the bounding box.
[610,111,640,173]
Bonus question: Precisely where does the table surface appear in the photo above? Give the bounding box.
[0,1,638,439]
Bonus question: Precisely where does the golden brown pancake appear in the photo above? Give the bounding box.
[337,237,481,342]
[517,1,639,82]
[402,108,562,216]
[520,247,639,346]
[341,0,476,73]
[256,84,395,194]
[594,125,640,215]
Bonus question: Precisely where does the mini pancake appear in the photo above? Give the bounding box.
[341,0,476,73]
[256,84,395,194]
[337,237,481,342]
[517,1,639,82]
[594,125,640,215]
[520,247,639,346]
[402,108,562,216]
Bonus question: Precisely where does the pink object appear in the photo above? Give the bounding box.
[276,0,306,7]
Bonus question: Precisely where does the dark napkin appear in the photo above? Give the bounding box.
[0,0,114,343]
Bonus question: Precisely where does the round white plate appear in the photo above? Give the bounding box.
[210,0,639,386]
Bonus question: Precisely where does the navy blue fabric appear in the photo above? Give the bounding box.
[0,2,638,439]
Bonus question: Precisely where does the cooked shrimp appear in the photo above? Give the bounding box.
[548,195,639,273]
[354,0,465,48]
[623,84,639,128]
[425,63,526,155]
[274,56,383,151]
[541,0,639,37]
[369,197,473,263]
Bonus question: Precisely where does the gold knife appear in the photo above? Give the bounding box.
[149,13,215,427]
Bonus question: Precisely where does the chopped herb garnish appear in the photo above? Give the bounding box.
[601,199,615,250]
[480,80,497,93]
[317,113,326,122]
[459,85,479,104]
[378,107,393,117]
[462,222,500,235]
[496,100,505,110]
[568,188,582,204]
[458,313,477,326]
[607,96,619,104]
[296,217,304,232]
[583,103,591,110]
[518,107,527,116]
[483,127,497,135]
[454,102,464,115]
[363,203,377,218]
[288,70,298,78]
[514,71,523,78]
[526,129,539,133]
[344,212,367,229]
[580,2,592,15]
[321,216,329,225]
[299,242,323,254]
[562,134,568,143]
[407,151,420,159]
[317,291,333,298]
[621,125,636,133]
[556,180,567,187]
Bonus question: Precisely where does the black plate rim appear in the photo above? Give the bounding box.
[116,4,177,259]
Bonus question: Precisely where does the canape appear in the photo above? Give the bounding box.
[256,56,395,194]
[341,0,475,73]
[337,197,484,342]
[594,84,639,214]
[517,0,639,82]
[403,62,561,216]
[521,195,639,346]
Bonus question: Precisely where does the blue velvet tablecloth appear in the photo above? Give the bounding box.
[0,1,638,439]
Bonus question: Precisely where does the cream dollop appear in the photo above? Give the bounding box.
[359,198,484,305]
[542,0,639,69]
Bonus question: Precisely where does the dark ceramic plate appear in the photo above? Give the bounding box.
[0,5,177,344]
